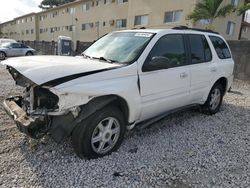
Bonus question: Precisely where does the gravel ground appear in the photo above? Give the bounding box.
[0,63,250,188]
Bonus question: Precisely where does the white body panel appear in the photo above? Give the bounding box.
[2,29,235,125]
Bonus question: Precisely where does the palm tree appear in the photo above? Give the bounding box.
[187,0,235,28]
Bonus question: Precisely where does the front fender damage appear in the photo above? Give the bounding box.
[50,95,117,143]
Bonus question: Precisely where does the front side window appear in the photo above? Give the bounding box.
[143,34,186,71]
[188,34,212,64]
[83,32,154,64]
[209,36,231,59]
[11,43,21,48]
[134,15,149,26]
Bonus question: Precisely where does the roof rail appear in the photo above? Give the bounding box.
[172,26,219,34]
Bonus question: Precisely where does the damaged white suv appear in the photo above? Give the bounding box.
[3,28,234,159]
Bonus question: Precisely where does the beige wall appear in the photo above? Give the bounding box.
[0,0,249,42]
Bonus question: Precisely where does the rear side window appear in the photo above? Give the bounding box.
[188,34,212,64]
[209,36,231,59]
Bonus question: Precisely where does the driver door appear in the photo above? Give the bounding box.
[139,34,191,120]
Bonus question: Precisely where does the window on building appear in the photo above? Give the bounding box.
[50,28,54,33]
[96,0,101,6]
[188,34,212,64]
[83,2,91,11]
[209,36,231,59]
[31,29,34,34]
[103,21,106,27]
[82,23,94,30]
[226,21,235,36]
[164,10,183,23]
[117,0,128,4]
[26,30,29,34]
[231,0,239,6]
[40,29,43,34]
[243,26,248,33]
[116,19,127,28]
[134,15,149,26]
[70,7,76,14]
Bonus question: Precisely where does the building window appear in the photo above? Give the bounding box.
[40,29,43,34]
[31,29,34,34]
[226,21,235,36]
[82,23,94,30]
[70,7,76,14]
[134,15,148,26]
[26,30,29,34]
[117,0,128,4]
[83,2,91,11]
[231,0,239,6]
[96,0,101,6]
[243,26,248,33]
[116,19,127,28]
[164,10,183,23]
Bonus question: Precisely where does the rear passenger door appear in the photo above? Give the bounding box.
[186,34,216,103]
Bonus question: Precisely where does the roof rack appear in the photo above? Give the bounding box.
[172,26,219,34]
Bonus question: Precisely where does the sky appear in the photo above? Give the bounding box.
[0,0,41,23]
[0,0,249,23]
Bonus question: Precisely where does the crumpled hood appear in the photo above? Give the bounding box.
[2,55,122,85]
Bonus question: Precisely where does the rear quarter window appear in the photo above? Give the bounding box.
[209,36,231,59]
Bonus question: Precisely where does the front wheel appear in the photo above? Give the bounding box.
[202,83,224,115]
[72,105,126,159]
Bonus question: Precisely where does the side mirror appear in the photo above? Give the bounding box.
[148,56,170,70]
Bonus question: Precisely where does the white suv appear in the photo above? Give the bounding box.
[2,28,234,159]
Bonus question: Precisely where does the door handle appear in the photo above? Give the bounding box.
[211,67,217,72]
[180,72,188,79]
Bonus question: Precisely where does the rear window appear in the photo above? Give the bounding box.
[209,36,231,59]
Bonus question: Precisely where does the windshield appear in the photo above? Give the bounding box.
[83,32,154,64]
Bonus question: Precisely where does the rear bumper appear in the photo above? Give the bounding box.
[3,96,49,139]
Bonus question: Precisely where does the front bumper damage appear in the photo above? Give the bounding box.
[3,96,50,139]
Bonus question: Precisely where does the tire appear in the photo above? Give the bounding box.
[0,51,6,60]
[72,105,126,159]
[202,83,224,115]
[26,51,33,56]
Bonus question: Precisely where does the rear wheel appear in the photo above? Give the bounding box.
[72,105,126,159]
[202,83,224,114]
[0,51,6,60]
[26,51,33,56]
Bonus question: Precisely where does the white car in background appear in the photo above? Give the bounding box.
[0,38,16,46]
[2,28,234,159]
[0,42,35,60]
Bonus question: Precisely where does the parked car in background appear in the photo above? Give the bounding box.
[0,42,35,60]
[0,38,17,46]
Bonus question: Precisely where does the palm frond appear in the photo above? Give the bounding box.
[215,4,235,18]
[237,3,250,16]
